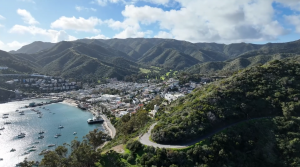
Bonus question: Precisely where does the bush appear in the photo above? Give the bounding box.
[126,140,142,153]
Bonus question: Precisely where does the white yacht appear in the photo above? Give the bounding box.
[73,132,77,135]
[58,125,64,129]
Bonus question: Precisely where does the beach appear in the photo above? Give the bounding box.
[61,98,78,107]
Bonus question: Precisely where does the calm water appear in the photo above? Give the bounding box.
[0,99,104,167]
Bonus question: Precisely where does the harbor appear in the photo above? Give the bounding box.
[0,99,105,167]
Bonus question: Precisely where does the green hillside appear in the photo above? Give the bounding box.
[152,60,300,143]
[0,50,38,73]
[4,38,300,80]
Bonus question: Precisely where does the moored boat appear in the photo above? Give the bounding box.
[87,116,104,124]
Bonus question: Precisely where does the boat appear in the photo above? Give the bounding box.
[4,121,11,124]
[23,151,30,155]
[38,114,42,118]
[0,127,4,130]
[0,158,3,161]
[58,125,64,129]
[54,135,58,138]
[38,131,44,134]
[10,148,16,152]
[2,115,8,119]
[48,144,56,147]
[31,146,36,148]
[38,135,44,139]
[3,113,9,115]
[87,116,104,124]
[17,132,25,138]
[34,141,40,144]
[39,149,50,155]
[73,132,77,135]
[16,110,19,112]
[20,112,25,115]
[29,148,37,151]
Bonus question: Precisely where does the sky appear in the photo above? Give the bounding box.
[1,0,300,51]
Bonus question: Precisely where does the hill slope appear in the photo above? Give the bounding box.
[152,60,300,143]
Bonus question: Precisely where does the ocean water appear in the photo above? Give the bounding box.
[0,99,104,167]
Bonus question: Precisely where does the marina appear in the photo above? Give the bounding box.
[0,99,105,167]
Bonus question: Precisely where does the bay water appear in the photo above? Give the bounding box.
[0,99,104,167]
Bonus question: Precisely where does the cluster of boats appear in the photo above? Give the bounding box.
[2,113,9,119]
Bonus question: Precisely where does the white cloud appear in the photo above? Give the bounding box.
[51,16,102,33]
[0,24,3,28]
[7,41,28,51]
[0,40,29,51]
[154,31,173,38]
[285,15,300,33]
[106,18,153,38]
[0,15,5,20]
[86,34,109,39]
[9,25,77,43]
[92,0,122,6]
[0,40,5,50]
[17,9,39,25]
[75,6,97,12]
[275,0,300,11]
[111,1,287,43]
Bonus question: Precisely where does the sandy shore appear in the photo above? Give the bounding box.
[61,99,78,107]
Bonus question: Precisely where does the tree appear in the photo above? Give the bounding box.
[85,129,110,150]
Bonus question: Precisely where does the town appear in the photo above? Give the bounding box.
[2,73,213,118]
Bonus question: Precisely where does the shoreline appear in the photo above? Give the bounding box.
[60,98,78,107]
[60,99,114,138]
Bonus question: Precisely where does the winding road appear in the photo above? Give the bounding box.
[139,117,272,149]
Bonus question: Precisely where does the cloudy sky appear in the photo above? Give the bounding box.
[0,0,300,51]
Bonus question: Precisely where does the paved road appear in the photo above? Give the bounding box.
[101,114,116,138]
[139,117,272,149]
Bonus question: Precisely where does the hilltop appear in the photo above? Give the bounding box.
[2,38,300,80]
